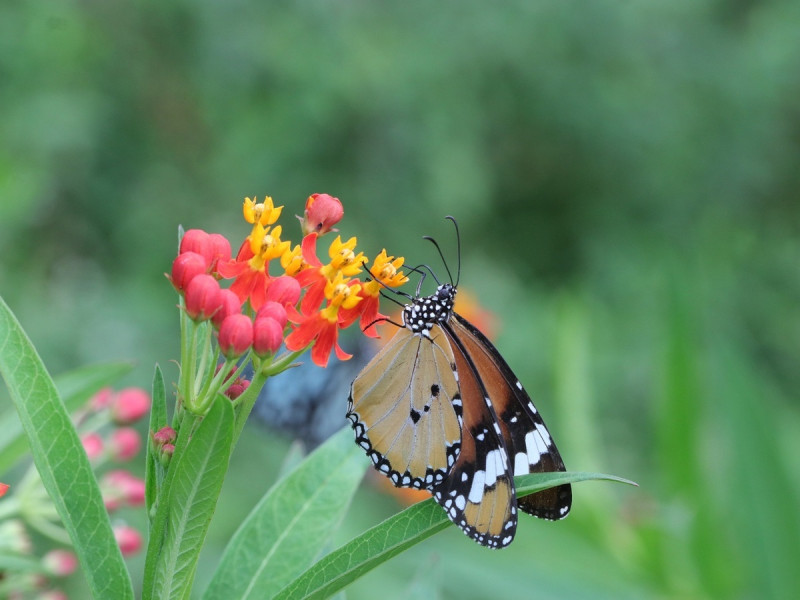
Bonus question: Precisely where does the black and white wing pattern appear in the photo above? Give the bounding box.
[348,280,571,549]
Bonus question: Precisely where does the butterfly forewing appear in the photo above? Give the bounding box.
[348,325,462,489]
[450,313,572,520]
[431,326,517,548]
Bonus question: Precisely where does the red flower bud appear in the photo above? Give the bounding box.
[253,316,284,357]
[224,378,250,400]
[109,427,141,461]
[266,275,301,307]
[208,233,232,275]
[111,388,151,425]
[256,301,288,329]
[170,251,207,292]
[180,229,214,268]
[101,470,146,510]
[81,433,104,460]
[43,549,79,577]
[152,425,177,446]
[114,525,143,556]
[89,386,114,411]
[212,289,242,330]
[160,442,175,466]
[301,193,343,235]
[0,482,9,498]
[218,314,253,358]
[185,274,222,321]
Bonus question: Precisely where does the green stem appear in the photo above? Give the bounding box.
[231,368,269,443]
[262,348,308,376]
[27,515,71,545]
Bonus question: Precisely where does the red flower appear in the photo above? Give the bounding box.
[217,240,270,311]
[339,250,408,337]
[217,226,290,311]
[285,272,362,367]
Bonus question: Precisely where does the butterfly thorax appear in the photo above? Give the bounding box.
[402,283,457,336]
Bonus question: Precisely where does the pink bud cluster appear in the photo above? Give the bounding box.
[101,470,146,512]
[80,386,148,556]
[152,425,177,465]
[169,217,310,371]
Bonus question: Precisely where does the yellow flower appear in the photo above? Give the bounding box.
[320,272,362,322]
[321,235,365,279]
[247,225,290,271]
[243,196,283,227]
[367,248,408,288]
[281,244,306,277]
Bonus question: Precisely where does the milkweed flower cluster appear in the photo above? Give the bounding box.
[167,193,408,421]
[0,386,149,598]
[134,193,408,596]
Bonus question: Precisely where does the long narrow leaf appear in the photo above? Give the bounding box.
[0,361,132,473]
[145,364,168,519]
[203,426,367,600]
[0,296,134,600]
[275,471,637,600]
[146,394,234,600]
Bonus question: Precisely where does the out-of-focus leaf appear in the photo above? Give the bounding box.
[0,296,134,600]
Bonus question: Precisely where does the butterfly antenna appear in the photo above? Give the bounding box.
[379,289,408,308]
[422,234,455,286]
[445,215,461,287]
[363,315,404,335]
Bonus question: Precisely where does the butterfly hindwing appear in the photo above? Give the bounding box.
[450,313,572,520]
[348,325,462,489]
[430,324,517,548]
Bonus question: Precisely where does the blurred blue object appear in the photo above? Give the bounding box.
[250,332,375,447]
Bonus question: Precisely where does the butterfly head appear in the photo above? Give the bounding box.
[402,283,457,336]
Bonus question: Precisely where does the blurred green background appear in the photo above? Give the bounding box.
[2,1,799,598]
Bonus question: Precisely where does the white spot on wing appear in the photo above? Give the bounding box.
[525,430,542,466]
[484,448,504,488]
[514,452,529,476]
[534,430,549,456]
[468,470,486,503]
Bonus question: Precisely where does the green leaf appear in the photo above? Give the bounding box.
[0,296,134,600]
[0,361,132,473]
[202,426,367,600]
[274,471,637,600]
[145,364,168,519]
[143,394,234,600]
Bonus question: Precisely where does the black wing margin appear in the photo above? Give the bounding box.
[449,313,572,521]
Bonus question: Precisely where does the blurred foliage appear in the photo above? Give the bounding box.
[1,0,799,598]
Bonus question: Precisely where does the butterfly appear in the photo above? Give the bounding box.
[347,218,571,548]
